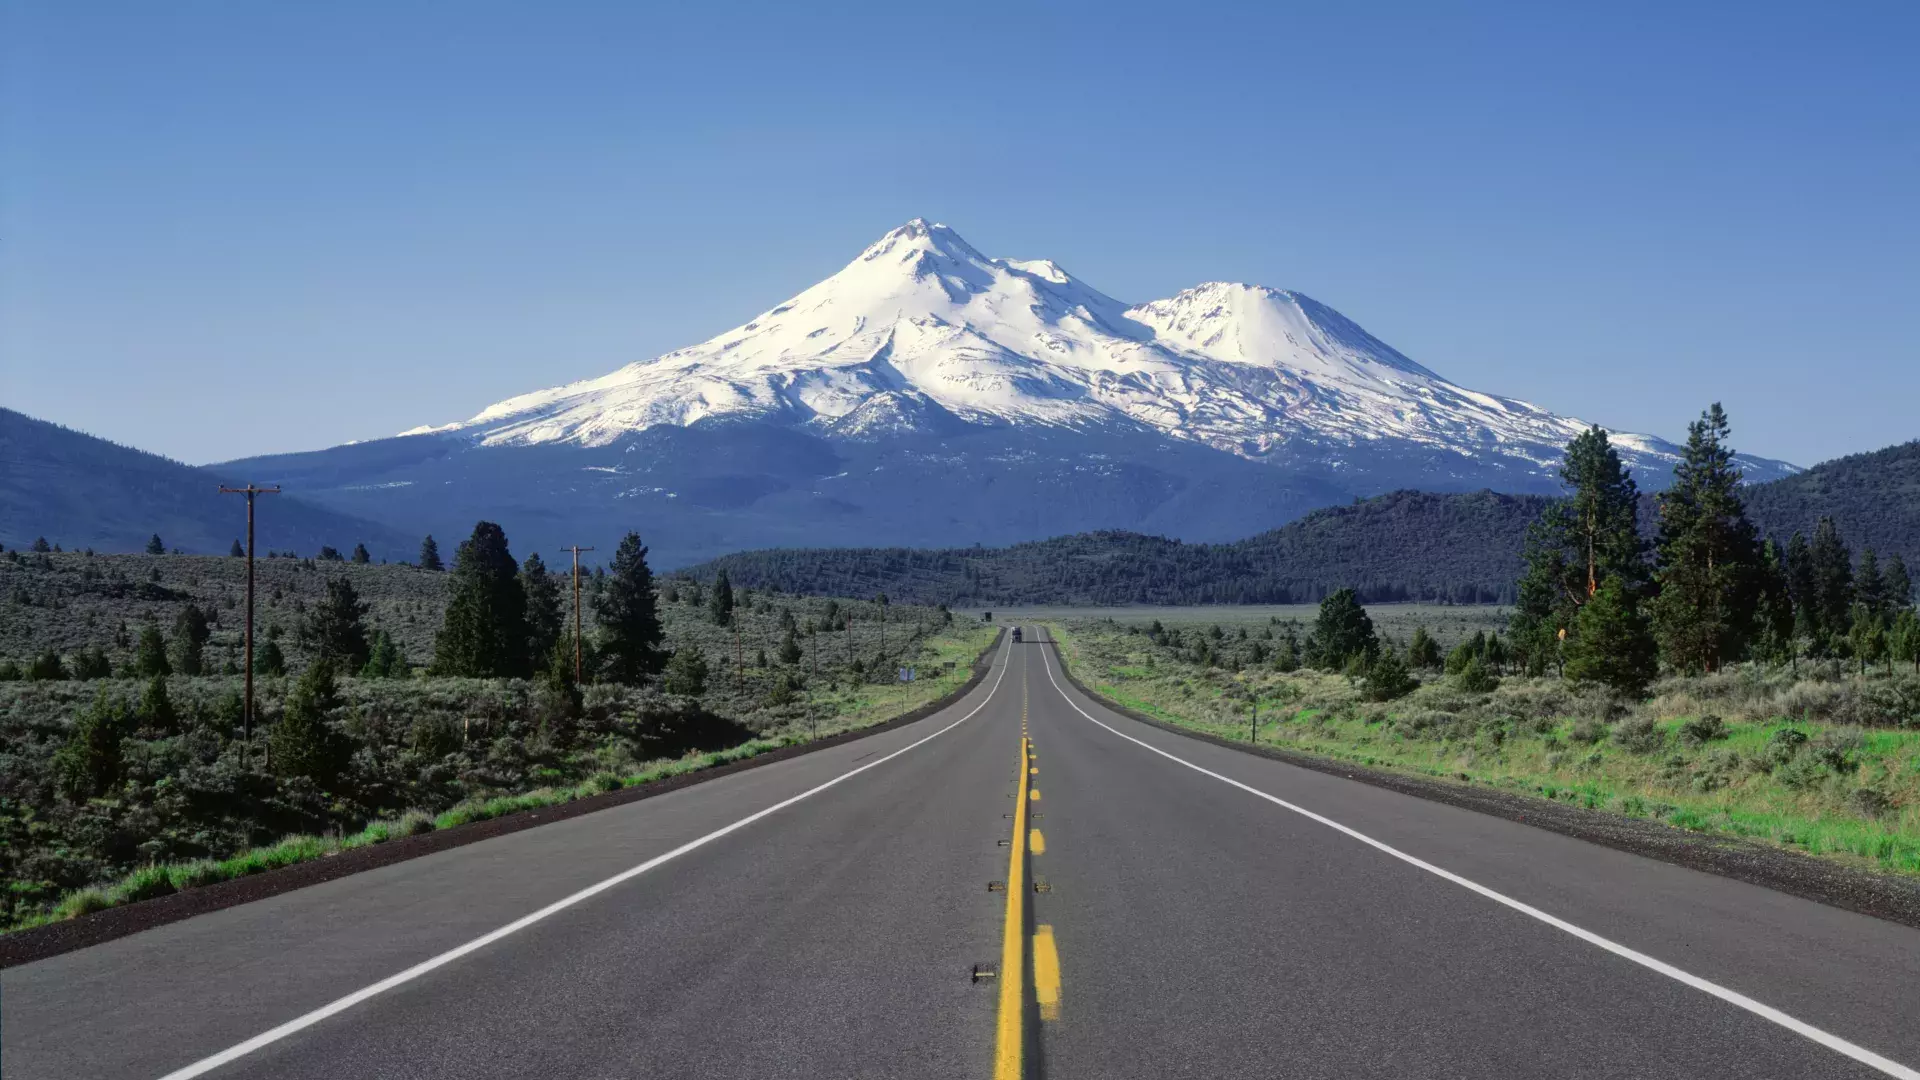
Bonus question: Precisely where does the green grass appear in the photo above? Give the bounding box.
[1048,619,1920,878]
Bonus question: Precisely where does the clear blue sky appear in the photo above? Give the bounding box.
[3,1,1914,467]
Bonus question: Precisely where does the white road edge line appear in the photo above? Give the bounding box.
[1036,637,1920,1080]
[155,638,1015,1080]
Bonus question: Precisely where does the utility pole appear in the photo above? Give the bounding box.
[219,484,280,766]
[560,546,595,683]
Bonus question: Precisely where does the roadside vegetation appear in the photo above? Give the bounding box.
[0,526,993,933]
[1050,404,1920,879]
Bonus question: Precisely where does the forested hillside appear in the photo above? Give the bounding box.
[688,490,1552,606]
[1744,441,1920,568]
[689,441,1920,608]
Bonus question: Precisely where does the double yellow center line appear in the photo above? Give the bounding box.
[996,642,1062,1077]
[993,734,1032,1079]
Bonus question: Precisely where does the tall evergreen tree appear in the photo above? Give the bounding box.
[1752,538,1798,667]
[1512,426,1649,672]
[1856,548,1887,615]
[1563,576,1658,697]
[596,532,667,683]
[431,522,530,678]
[709,569,736,627]
[1809,517,1854,645]
[145,534,165,555]
[273,658,344,787]
[1886,554,1914,611]
[229,539,244,557]
[521,552,564,668]
[301,577,372,672]
[134,622,171,677]
[1406,626,1441,669]
[170,603,211,676]
[1785,531,1819,643]
[1649,404,1762,673]
[419,534,444,572]
[351,542,371,564]
[1303,588,1378,671]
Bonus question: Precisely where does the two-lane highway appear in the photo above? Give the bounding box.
[7,628,1920,1079]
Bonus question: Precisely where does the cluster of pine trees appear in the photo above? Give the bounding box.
[426,522,666,688]
[1509,406,1917,696]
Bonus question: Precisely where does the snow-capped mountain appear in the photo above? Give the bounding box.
[404,219,1779,482]
[229,220,1795,568]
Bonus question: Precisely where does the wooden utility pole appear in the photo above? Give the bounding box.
[219,484,280,765]
[560,546,595,683]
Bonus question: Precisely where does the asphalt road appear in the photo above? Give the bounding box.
[7,628,1920,1079]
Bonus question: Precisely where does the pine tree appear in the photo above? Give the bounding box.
[1809,517,1854,647]
[595,532,668,683]
[1511,426,1648,673]
[230,539,245,557]
[663,646,709,697]
[521,552,564,668]
[272,659,343,787]
[146,534,165,555]
[1407,626,1441,669]
[351,542,371,564]
[1785,531,1820,644]
[52,690,130,800]
[778,626,804,665]
[1563,576,1658,698]
[255,637,286,677]
[1886,554,1914,611]
[317,545,344,562]
[1304,588,1377,671]
[135,622,171,677]
[28,650,68,681]
[419,535,444,572]
[432,522,530,678]
[139,674,179,735]
[31,537,51,553]
[170,603,211,676]
[1889,609,1920,674]
[1649,404,1762,673]
[71,645,113,680]
[1364,650,1417,700]
[710,569,735,627]
[1752,538,1797,667]
[301,577,372,672]
[361,629,404,678]
[1847,603,1888,675]
[1856,548,1887,615]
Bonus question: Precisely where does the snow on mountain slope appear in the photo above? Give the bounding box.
[405,220,1792,480]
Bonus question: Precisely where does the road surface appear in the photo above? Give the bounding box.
[6,629,1920,1079]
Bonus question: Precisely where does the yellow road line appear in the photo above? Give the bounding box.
[1029,828,1045,855]
[993,734,1031,1080]
[1033,925,1062,1022]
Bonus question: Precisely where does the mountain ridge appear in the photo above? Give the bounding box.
[393,219,1796,485]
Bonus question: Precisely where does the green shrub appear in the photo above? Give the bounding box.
[1677,714,1727,746]
[1847,787,1893,820]
[1613,715,1665,754]
[1568,716,1608,745]
[1453,656,1499,694]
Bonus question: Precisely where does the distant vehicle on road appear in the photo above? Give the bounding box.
[1012,626,1023,643]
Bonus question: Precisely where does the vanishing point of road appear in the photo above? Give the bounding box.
[7,629,1920,1079]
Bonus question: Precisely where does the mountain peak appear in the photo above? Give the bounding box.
[859,218,984,264]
